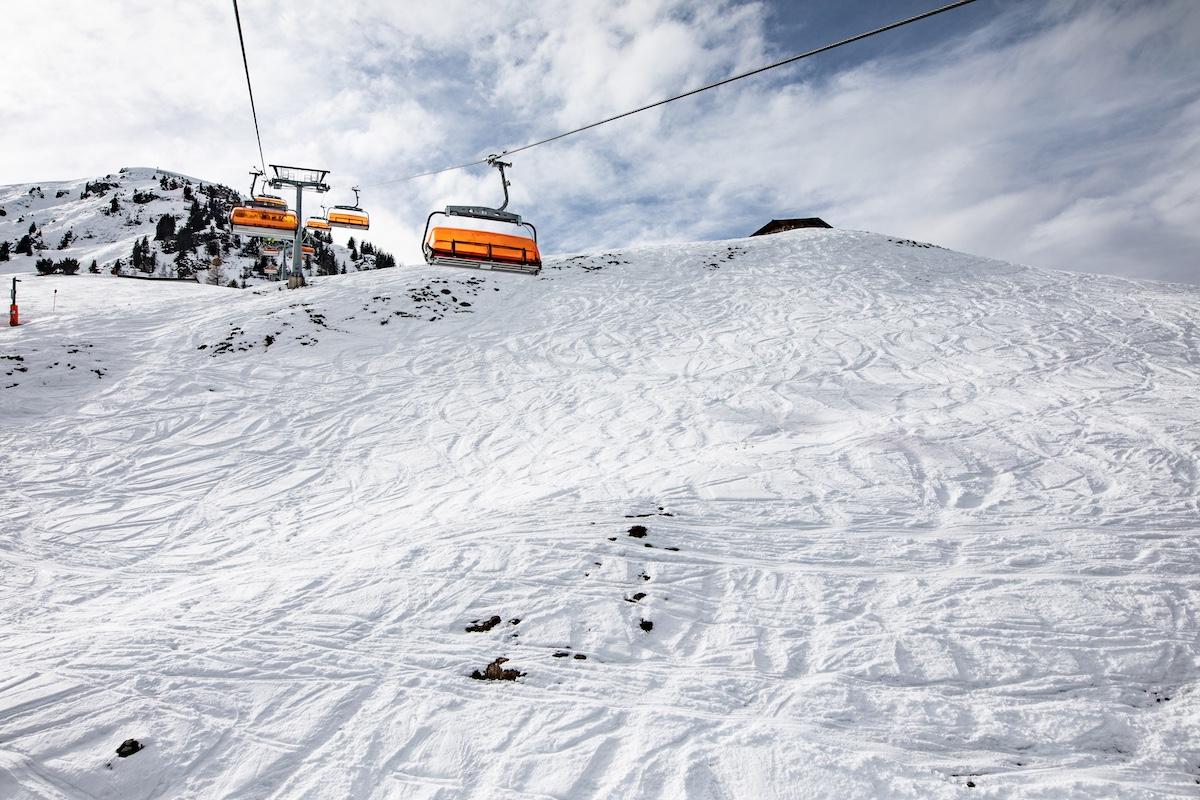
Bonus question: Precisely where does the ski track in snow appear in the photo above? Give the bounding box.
[1,229,1198,798]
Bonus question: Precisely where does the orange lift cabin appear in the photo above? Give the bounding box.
[230,205,298,238]
[326,188,369,230]
[231,169,299,238]
[246,168,289,211]
[251,193,287,209]
[422,156,540,276]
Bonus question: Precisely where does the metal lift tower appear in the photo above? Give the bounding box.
[269,165,330,289]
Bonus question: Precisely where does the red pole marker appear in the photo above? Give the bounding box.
[8,277,19,326]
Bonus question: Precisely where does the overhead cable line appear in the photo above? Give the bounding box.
[364,0,979,189]
[232,0,267,174]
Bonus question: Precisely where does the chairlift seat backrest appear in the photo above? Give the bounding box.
[444,205,523,224]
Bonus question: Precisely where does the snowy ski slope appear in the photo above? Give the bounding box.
[1,228,1198,798]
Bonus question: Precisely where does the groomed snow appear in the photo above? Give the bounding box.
[1,229,1198,798]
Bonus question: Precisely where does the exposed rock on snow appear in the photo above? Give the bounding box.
[465,615,502,633]
[115,739,143,758]
[470,658,524,681]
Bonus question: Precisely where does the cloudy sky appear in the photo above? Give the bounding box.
[3,0,1197,282]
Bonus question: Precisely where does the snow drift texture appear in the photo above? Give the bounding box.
[1,227,1198,799]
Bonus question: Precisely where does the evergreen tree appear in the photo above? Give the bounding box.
[15,235,33,256]
[0,241,9,261]
[137,237,152,272]
[57,258,80,275]
[176,225,195,254]
[155,214,176,241]
[187,199,204,231]
[28,221,37,234]
[207,196,222,227]
[316,247,338,276]
[88,259,100,274]
[174,249,194,277]
[57,231,73,250]
[109,195,120,214]
[131,238,143,272]
[35,258,56,275]
[111,258,123,276]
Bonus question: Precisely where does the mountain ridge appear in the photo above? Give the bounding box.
[0,166,394,285]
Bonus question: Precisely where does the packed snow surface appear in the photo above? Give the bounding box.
[1,229,1198,799]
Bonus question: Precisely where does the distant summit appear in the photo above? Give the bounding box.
[0,168,395,286]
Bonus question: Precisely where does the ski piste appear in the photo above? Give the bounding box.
[1,226,1198,797]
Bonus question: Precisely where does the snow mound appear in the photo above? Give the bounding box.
[1,228,1198,798]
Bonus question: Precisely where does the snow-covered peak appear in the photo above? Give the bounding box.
[0,167,393,285]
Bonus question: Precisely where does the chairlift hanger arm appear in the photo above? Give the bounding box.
[248,166,264,198]
[486,155,512,212]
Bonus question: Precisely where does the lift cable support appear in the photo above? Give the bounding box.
[362,0,979,189]
[267,165,330,289]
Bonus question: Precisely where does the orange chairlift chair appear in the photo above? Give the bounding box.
[422,155,541,276]
[288,239,316,258]
[231,206,297,238]
[247,167,288,209]
[305,207,332,232]
[327,189,369,230]
[230,168,298,238]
